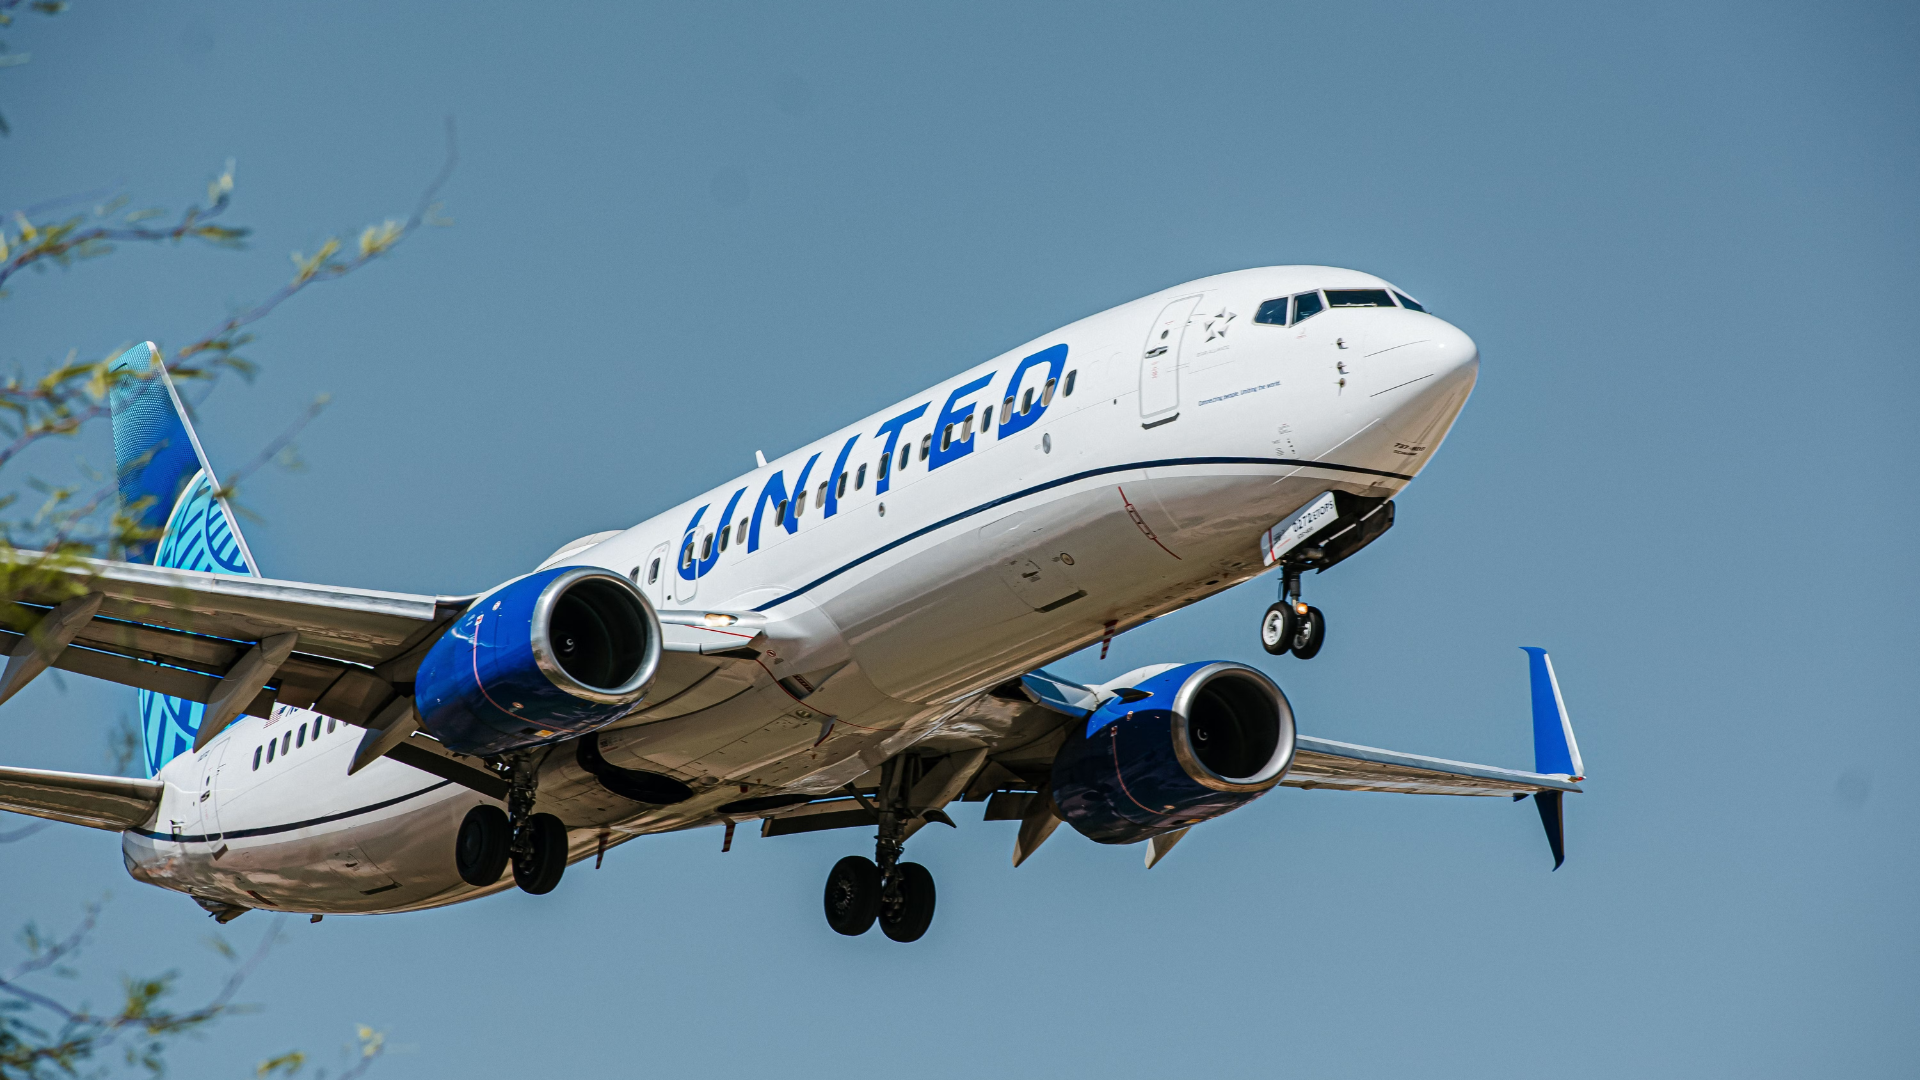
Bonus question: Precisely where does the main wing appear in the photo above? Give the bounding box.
[3,555,472,728]
[1284,736,1580,796]
[3,556,765,761]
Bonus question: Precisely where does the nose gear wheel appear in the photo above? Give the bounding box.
[1261,566,1328,659]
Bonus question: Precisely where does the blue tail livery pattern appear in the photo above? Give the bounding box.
[106,343,260,776]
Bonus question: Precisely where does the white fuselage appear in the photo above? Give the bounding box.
[125,266,1479,915]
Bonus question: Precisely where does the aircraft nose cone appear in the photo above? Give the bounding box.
[1332,316,1480,479]
[1431,322,1480,383]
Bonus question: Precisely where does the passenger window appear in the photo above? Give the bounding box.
[296,725,306,748]
[816,480,828,506]
[1325,288,1394,308]
[700,533,713,560]
[647,558,661,583]
[1393,290,1426,312]
[940,425,952,452]
[877,453,890,482]
[1042,377,1057,406]
[835,473,847,498]
[681,539,695,568]
[253,746,262,770]
[855,463,867,489]
[327,718,335,734]
[961,415,975,441]
[1001,397,1014,425]
[1063,369,1077,396]
[281,733,291,755]
[718,526,729,553]
[266,740,275,763]
[1020,387,1034,415]
[920,434,932,460]
[1293,291,1323,322]
[1255,297,1290,325]
[898,445,910,471]
[312,718,322,741]
[774,501,787,527]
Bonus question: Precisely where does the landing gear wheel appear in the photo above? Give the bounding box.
[1259,603,1297,655]
[879,862,937,942]
[455,805,510,886]
[1291,605,1327,659]
[824,855,881,935]
[511,812,568,895]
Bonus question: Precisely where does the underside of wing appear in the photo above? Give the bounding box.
[3,556,474,729]
[0,764,163,831]
[1284,736,1582,796]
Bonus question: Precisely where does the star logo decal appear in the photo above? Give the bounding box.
[1204,309,1236,342]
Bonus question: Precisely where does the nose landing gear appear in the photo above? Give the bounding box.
[1261,565,1327,659]
[821,761,939,942]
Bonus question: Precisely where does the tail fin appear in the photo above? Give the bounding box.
[106,342,260,774]
[1518,647,1583,871]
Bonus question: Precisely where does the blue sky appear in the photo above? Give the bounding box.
[4,2,1916,1076]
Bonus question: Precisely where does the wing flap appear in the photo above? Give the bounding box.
[1284,735,1582,797]
[0,764,163,831]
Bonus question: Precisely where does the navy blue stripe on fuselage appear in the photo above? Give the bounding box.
[753,455,1411,611]
[129,780,454,844]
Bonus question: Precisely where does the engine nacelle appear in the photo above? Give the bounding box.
[415,566,661,756]
[1051,661,1296,844]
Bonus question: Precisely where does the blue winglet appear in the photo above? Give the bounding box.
[1519,647,1582,871]
[1521,647,1583,780]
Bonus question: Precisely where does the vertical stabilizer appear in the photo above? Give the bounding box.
[106,342,260,774]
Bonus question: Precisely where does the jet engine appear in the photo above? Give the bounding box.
[1051,661,1295,844]
[414,566,661,756]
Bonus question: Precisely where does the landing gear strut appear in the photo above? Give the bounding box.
[822,759,937,942]
[1261,565,1326,659]
[504,752,567,895]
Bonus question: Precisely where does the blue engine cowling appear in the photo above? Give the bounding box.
[1052,661,1296,844]
[414,565,662,756]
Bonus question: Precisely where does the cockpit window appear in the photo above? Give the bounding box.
[1292,291,1324,323]
[1325,289,1395,308]
[1393,290,1426,312]
[1254,297,1290,326]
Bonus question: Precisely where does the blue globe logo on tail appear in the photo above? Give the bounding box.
[106,343,259,776]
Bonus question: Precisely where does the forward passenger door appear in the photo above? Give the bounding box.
[1139,295,1203,428]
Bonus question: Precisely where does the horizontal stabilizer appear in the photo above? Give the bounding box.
[0,763,163,832]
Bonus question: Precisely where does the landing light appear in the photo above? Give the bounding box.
[703,612,739,626]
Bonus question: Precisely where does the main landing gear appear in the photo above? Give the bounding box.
[1261,564,1326,659]
[822,761,938,942]
[455,753,568,894]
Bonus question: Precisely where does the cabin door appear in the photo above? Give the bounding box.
[1139,295,1202,428]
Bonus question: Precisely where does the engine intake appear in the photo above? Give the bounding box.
[1052,661,1295,844]
[415,566,661,756]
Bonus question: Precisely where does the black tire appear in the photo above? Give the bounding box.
[879,862,936,943]
[455,805,511,887]
[511,813,568,895]
[1292,606,1327,659]
[824,855,881,936]
[1259,603,1296,655]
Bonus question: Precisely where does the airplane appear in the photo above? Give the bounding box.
[0,265,1585,942]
